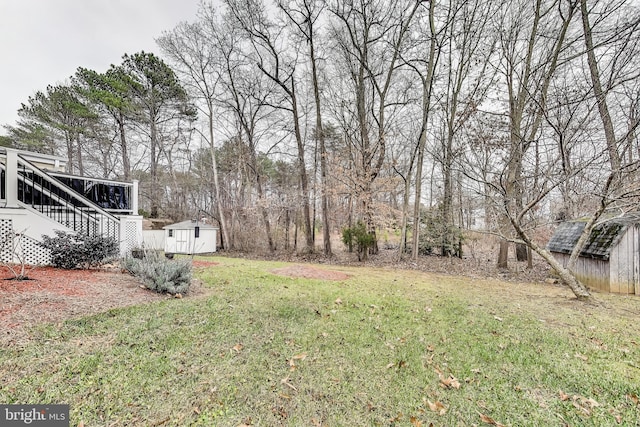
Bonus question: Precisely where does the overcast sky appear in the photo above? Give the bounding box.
[0,0,203,135]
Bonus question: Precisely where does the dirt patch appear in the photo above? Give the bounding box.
[0,265,207,347]
[272,264,350,281]
[192,260,219,268]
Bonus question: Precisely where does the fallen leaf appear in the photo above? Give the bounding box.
[194,407,201,415]
[426,399,447,416]
[281,377,298,391]
[478,412,506,426]
[572,401,591,416]
[574,353,588,361]
[426,353,435,365]
[78,423,84,427]
[390,413,403,423]
[627,393,639,405]
[232,343,244,353]
[559,391,570,401]
[585,397,600,408]
[289,354,306,371]
[335,298,343,305]
[494,316,503,322]
[436,369,461,389]
[410,415,422,426]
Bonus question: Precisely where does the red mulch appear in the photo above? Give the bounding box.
[192,260,219,268]
[0,262,217,347]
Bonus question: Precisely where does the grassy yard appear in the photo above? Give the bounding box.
[1,257,639,426]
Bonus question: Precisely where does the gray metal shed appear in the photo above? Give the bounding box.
[547,214,640,295]
[163,220,218,255]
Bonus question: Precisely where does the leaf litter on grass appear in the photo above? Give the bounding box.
[3,256,640,426]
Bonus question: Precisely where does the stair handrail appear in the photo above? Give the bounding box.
[15,154,121,223]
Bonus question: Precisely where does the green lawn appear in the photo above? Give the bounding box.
[1,257,639,426]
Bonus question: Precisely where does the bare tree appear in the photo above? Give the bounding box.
[432,0,496,257]
[277,0,332,256]
[158,5,232,249]
[493,0,578,268]
[328,0,423,258]
[216,10,280,252]
[226,0,315,253]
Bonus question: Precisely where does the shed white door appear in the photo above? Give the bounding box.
[175,229,190,253]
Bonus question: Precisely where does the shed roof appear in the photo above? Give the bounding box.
[163,220,218,230]
[546,214,640,260]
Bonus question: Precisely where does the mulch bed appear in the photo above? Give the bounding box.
[0,262,217,347]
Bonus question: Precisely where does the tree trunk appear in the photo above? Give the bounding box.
[580,0,621,173]
[497,240,509,269]
[118,112,130,180]
[509,215,590,300]
[208,108,231,250]
[310,37,331,257]
[290,83,314,253]
[255,168,275,253]
[411,0,437,261]
[397,168,412,258]
[150,113,159,219]
[75,134,84,176]
[516,244,528,262]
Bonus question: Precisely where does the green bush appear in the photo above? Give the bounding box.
[341,221,376,261]
[122,251,192,295]
[39,230,119,269]
[418,207,464,257]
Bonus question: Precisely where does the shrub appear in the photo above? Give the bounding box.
[122,251,192,295]
[39,230,119,269]
[418,207,464,257]
[342,221,376,261]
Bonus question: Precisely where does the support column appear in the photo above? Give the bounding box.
[5,149,19,208]
[132,179,139,214]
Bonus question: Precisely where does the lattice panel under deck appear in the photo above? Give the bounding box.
[0,219,13,263]
[19,234,51,265]
[122,219,140,254]
[0,219,52,265]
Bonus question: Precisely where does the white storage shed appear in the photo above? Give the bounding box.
[163,220,218,255]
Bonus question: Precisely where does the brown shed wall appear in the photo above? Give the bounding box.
[552,225,640,295]
[552,253,611,293]
[608,225,640,295]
